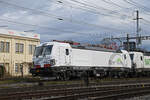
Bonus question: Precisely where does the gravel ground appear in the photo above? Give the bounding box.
[121,95,150,100]
[18,95,150,100]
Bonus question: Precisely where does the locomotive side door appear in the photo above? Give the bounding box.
[65,48,71,65]
[59,47,71,66]
[139,54,144,69]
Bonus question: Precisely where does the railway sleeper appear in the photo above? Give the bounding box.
[33,86,150,100]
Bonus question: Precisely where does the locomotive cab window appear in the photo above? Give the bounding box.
[34,45,53,57]
[66,49,69,55]
[124,55,126,59]
[42,45,53,56]
[141,56,143,61]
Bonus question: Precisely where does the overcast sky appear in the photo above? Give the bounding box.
[0,0,150,49]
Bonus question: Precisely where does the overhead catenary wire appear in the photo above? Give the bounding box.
[128,0,150,16]
[128,0,150,12]
[122,0,150,26]
[53,0,134,27]
[142,19,150,25]
[123,0,140,8]
[57,0,135,24]
[68,0,133,19]
[101,0,131,10]
[1,0,148,36]
[0,0,125,31]
[1,0,150,44]
[0,18,96,35]
[55,0,117,18]
[0,18,117,44]
[65,0,134,25]
[57,0,150,42]
[123,0,150,16]
[0,1,109,29]
[68,0,119,14]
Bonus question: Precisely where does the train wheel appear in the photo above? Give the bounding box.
[32,73,37,77]
[57,73,65,81]
[56,72,69,81]
[65,71,72,80]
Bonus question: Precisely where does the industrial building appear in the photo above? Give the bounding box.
[0,28,40,76]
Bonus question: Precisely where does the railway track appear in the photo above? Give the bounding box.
[1,78,150,94]
[44,86,150,100]
[0,83,150,100]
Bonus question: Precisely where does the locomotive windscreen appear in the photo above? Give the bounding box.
[129,54,134,60]
[34,45,53,57]
[42,45,53,56]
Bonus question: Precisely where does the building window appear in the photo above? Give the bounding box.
[15,63,19,73]
[16,43,24,53]
[6,42,10,53]
[0,41,10,53]
[16,43,19,53]
[20,44,24,53]
[0,42,4,52]
[29,44,36,55]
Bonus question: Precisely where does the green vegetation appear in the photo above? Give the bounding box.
[0,77,40,85]
[0,80,16,85]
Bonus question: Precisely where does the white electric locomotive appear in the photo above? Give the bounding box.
[129,52,150,76]
[30,41,132,79]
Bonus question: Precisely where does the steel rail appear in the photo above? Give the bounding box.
[0,83,150,100]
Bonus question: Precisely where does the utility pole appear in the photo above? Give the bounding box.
[103,11,150,51]
[127,34,130,51]
[133,10,142,47]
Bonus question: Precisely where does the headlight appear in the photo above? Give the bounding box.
[50,59,55,65]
